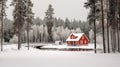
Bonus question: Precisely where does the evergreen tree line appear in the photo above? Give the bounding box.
[0,0,7,51]
[0,1,92,50]
[0,0,112,52]
[85,0,120,53]
[2,17,90,43]
[0,0,34,50]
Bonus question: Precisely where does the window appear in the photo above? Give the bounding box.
[75,41,78,45]
[72,36,74,39]
[81,40,83,44]
[71,35,74,39]
[84,40,87,44]
[67,42,70,44]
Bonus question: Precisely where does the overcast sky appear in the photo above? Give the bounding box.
[6,0,89,21]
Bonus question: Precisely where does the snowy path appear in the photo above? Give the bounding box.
[0,45,120,67]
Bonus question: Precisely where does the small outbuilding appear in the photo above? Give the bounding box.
[55,41,63,45]
[66,33,89,46]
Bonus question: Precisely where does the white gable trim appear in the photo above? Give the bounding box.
[66,33,84,41]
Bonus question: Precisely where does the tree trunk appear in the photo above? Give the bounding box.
[94,19,97,53]
[117,19,120,52]
[18,0,21,50]
[1,1,3,51]
[27,0,30,50]
[116,0,119,52]
[18,21,21,50]
[113,29,116,53]
[101,0,106,53]
[27,21,29,50]
[110,28,113,52]
[119,1,120,52]
[106,0,110,53]
[107,18,110,53]
[43,25,45,42]
[117,0,120,52]
[47,26,53,42]
[111,28,116,53]
[93,0,97,53]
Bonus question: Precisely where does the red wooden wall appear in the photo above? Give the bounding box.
[67,34,88,46]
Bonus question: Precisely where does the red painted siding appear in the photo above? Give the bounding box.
[67,34,88,46]
[79,35,88,45]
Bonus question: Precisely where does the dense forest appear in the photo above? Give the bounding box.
[84,0,120,53]
[1,17,90,43]
[0,0,120,53]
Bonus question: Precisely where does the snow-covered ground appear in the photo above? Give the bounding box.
[42,43,102,49]
[22,43,48,47]
[0,44,120,67]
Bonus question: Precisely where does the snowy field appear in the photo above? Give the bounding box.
[0,44,120,67]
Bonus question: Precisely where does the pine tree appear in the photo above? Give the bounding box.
[64,18,70,29]
[116,0,120,52]
[108,0,117,53]
[0,0,7,51]
[25,0,34,50]
[45,4,54,42]
[106,0,110,53]
[11,0,27,50]
[84,0,100,53]
[100,0,106,53]
[118,0,120,52]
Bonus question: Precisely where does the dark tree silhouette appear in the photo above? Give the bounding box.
[84,0,100,53]
[100,0,106,53]
[11,0,27,50]
[45,4,54,42]
[25,0,34,50]
[0,0,7,51]
[108,0,117,53]
[106,0,110,53]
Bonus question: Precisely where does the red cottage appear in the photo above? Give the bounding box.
[66,33,89,46]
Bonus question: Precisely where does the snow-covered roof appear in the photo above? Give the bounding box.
[66,33,86,41]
